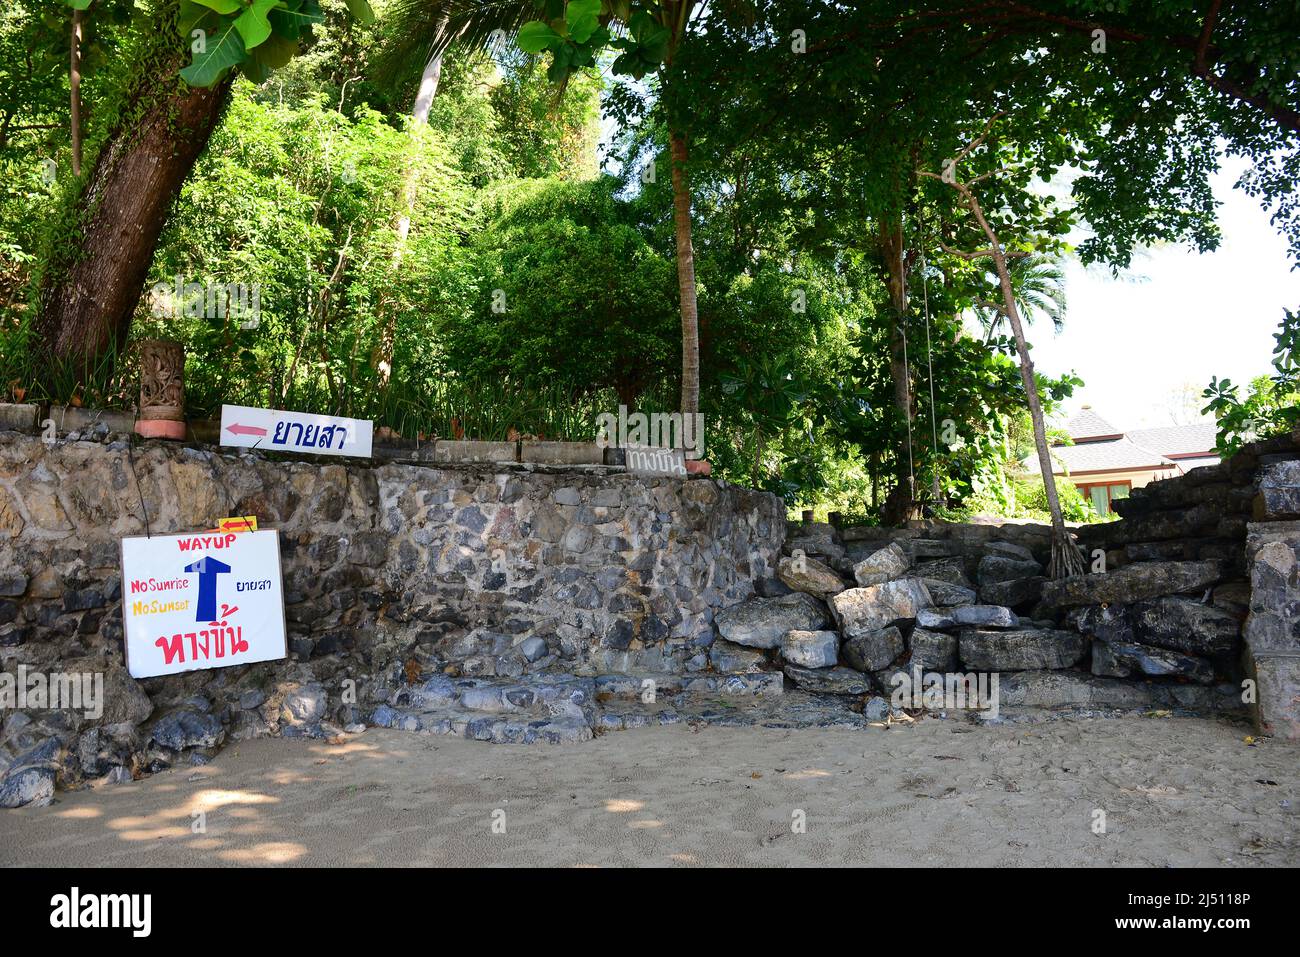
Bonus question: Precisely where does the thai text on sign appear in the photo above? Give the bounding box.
[219,404,373,458]
[120,529,287,678]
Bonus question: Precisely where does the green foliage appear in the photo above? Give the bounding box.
[6,0,1296,532]
[1203,309,1300,456]
[446,176,678,402]
[176,0,370,88]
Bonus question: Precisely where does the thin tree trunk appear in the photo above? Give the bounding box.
[377,20,449,385]
[395,24,447,250]
[963,189,1084,579]
[669,130,700,415]
[878,216,915,525]
[35,6,231,369]
[70,9,84,177]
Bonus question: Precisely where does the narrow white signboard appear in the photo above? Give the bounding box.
[120,529,287,679]
[219,404,373,458]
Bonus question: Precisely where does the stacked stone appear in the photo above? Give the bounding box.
[713,523,1078,718]
[0,431,787,804]
[1241,435,1300,739]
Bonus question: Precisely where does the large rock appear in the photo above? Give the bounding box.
[1254,461,1300,520]
[280,683,328,727]
[979,576,1046,609]
[829,579,932,639]
[977,554,1042,586]
[914,558,972,588]
[715,592,831,649]
[95,664,153,727]
[1039,560,1224,609]
[1067,604,1135,644]
[1071,597,1240,657]
[842,625,904,672]
[959,628,1086,671]
[923,579,977,606]
[852,543,909,586]
[782,664,873,696]
[0,766,54,808]
[150,710,225,751]
[709,639,769,672]
[984,541,1036,562]
[780,630,839,669]
[1097,640,1216,684]
[1244,522,1300,738]
[1253,656,1300,739]
[1130,597,1240,656]
[997,671,1160,710]
[917,604,1018,629]
[908,627,958,671]
[777,554,846,597]
[784,523,846,564]
[1090,639,1132,678]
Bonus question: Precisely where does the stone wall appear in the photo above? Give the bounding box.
[0,430,784,804]
[740,515,1246,716]
[2,421,1296,809]
[764,427,1299,738]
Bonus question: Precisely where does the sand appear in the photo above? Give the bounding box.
[1,716,1295,867]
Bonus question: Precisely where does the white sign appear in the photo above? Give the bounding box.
[219,404,373,457]
[120,529,287,678]
[626,445,687,476]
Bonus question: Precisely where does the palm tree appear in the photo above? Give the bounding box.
[975,253,1067,343]
[372,1,535,123]
[370,1,535,381]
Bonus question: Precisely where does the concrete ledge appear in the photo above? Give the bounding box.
[431,440,519,464]
[49,404,135,434]
[520,441,603,465]
[187,418,221,444]
[0,403,39,432]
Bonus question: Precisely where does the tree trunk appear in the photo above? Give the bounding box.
[35,11,231,370]
[70,9,84,177]
[877,216,915,525]
[669,130,700,416]
[377,20,449,384]
[964,190,1085,579]
[395,21,448,250]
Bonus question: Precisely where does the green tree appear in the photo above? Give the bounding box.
[518,0,718,417]
[31,0,371,370]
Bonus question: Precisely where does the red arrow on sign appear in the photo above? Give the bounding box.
[226,423,268,436]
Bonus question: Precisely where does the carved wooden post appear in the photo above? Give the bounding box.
[135,338,186,439]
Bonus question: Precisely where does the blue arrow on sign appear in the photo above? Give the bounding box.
[184,557,232,622]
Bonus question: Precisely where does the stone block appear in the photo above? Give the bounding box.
[520,441,603,465]
[0,403,39,432]
[432,440,518,464]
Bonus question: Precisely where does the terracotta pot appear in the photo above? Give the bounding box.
[685,459,712,476]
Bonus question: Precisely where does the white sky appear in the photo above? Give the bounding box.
[1026,156,1297,430]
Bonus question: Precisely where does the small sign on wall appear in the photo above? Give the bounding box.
[120,529,287,679]
[219,404,373,458]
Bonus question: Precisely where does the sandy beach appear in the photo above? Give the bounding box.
[1,717,1295,867]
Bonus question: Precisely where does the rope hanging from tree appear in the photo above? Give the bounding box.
[899,245,916,508]
[921,252,941,501]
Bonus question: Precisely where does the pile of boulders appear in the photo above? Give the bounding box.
[712,517,1250,713]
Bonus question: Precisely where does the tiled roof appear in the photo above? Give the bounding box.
[1048,436,1174,473]
[1127,424,1218,457]
[1065,408,1121,440]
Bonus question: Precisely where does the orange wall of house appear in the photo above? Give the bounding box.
[1070,468,1180,490]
